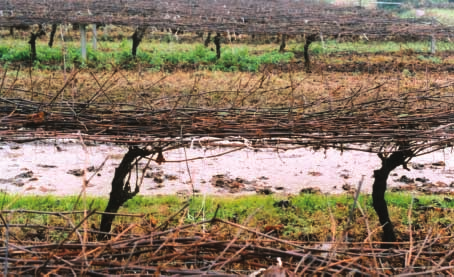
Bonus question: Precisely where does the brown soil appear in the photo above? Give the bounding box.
[266,50,454,74]
[132,50,454,73]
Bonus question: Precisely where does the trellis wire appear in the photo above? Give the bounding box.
[0,0,453,38]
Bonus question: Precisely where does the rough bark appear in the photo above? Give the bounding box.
[98,146,153,240]
[28,25,46,61]
[304,34,317,73]
[372,144,413,245]
[214,33,221,59]
[131,26,147,57]
[279,34,287,52]
[48,24,58,48]
[204,32,212,47]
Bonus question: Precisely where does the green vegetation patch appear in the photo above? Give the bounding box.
[3,35,452,72]
[0,39,294,72]
[307,39,453,54]
[2,192,454,242]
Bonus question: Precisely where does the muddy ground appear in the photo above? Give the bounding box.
[1,140,454,197]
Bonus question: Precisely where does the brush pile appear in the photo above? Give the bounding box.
[1,208,454,276]
[1,69,454,156]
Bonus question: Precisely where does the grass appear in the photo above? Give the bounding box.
[1,34,453,72]
[307,39,454,54]
[2,192,454,242]
[0,38,294,72]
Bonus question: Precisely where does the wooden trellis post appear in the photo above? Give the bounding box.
[80,24,87,62]
[431,36,436,54]
[431,17,436,54]
[92,24,97,50]
[320,32,325,51]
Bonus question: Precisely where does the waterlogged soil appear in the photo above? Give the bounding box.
[1,140,454,197]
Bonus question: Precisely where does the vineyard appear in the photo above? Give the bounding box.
[1,0,454,36]
[1,0,454,275]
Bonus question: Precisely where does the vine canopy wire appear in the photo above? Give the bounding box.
[0,0,453,37]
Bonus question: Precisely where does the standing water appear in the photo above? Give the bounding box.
[1,141,453,196]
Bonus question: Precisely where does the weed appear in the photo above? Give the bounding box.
[10,37,453,72]
[2,192,452,242]
[417,54,442,64]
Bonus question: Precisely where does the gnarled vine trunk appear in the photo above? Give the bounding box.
[98,146,153,240]
[304,34,317,73]
[372,144,413,245]
[48,24,58,48]
[214,33,221,59]
[29,25,46,61]
[204,32,212,47]
[279,34,287,52]
[131,26,147,57]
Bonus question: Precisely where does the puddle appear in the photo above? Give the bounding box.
[0,141,453,196]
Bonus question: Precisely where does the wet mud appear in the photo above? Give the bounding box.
[1,141,454,197]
